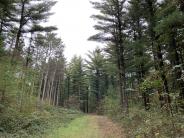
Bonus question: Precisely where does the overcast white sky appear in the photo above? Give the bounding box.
[48,0,100,61]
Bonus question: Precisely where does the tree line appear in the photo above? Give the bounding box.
[88,0,184,114]
[0,0,65,112]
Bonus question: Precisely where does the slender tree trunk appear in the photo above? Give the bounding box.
[146,0,170,107]
[12,0,25,62]
[156,43,170,104]
[143,91,150,110]
[55,81,59,106]
[53,82,57,105]
[169,31,184,99]
[67,76,70,101]
[49,66,57,104]
[119,19,128,113]
[56,79,60,106]
[42,71,49,101]
[134,19,149,110]
[25,33,33,67]
[86,89,89,113]
[95,69,100,105]
[0,20,3,34]
[112,1,128,113]
[38,73,44,100]
[58,75,64,106]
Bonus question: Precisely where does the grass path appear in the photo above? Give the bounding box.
[47,115,125,138]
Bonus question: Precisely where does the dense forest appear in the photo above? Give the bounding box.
[0,0,184,137]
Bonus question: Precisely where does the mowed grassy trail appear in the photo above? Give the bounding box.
[47,115,125,138]
[47,115,100,138]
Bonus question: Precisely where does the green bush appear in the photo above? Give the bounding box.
[0,106,82,138]
[101,87,184,138]
[102,87,122,118]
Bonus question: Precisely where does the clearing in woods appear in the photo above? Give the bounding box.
[47,115,125,138]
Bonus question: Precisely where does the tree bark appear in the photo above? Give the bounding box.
[0,20,3,34]
[117,5,128,113]
[169,31,184,99]
[12,0,25,62]
[146,0,170,107]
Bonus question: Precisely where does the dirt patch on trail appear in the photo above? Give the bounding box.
[95,116,126,138]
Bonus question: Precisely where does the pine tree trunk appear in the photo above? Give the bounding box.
[0,20,3,34]
[42,71,49,101]
[67,76,70,101]
[86,89,89,113]
[25,34,33,67]
[146,0,170,107]
[49,67,57,104]
[169,31,184,103]
[12,0,25,62]
[156,43,170,105]
[95,69,100,105]
[173,32,183,99]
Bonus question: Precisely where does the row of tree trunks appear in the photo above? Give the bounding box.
[39,60,64,106]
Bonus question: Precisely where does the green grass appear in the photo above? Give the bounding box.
[47,116,100,138]
[0,107,82,138]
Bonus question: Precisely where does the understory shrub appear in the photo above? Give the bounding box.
[0,106,82,138]
[102,91,184,138]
